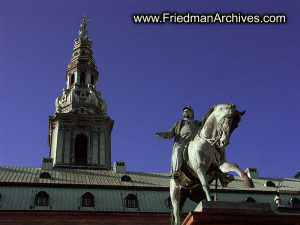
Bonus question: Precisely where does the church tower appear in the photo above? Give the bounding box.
[48,18,114,169]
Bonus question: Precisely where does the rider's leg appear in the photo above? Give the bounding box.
[172,145,184,180]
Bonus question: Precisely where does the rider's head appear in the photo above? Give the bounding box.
[183,106,194,119]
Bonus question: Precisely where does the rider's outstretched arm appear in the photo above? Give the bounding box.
[156,122,177,140]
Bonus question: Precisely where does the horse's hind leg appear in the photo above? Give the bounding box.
[196,163,212,201]
[170,179,181,225]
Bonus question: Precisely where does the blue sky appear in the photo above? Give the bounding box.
[0,0,299,179]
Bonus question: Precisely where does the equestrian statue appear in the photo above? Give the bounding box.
[156,104,254,225]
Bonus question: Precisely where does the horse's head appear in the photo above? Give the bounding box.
[216,104,245,148]
[201,104,245,148]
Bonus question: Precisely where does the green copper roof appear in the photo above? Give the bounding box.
[0,166,299,193]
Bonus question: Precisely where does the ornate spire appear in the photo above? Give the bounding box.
[78,15,92,40]
[54,16,107,116]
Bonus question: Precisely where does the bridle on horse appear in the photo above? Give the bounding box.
[198,114,233,147]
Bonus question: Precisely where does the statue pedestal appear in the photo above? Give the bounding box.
[181,201,299,225]
[194,201,273,214]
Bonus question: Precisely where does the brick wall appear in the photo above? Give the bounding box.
[0,211,173,225]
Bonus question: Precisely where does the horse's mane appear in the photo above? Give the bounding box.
[198,106,215,133]
[230,112,242,134]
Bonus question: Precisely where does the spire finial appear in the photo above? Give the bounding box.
[78,13,92,40]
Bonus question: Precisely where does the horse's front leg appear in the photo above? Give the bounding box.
[219,162,254,188]
[170,179,181,225]
[195,163,212,201]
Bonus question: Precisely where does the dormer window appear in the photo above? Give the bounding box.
[121,175,132,182]
[264,180,276,187]
[35,191,49,206]
[39,172,51,179]
[81,192,95,207]
[125,194,138,208]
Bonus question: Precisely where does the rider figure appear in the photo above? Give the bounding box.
[156,106,201,181]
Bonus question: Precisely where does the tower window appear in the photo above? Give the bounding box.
[81,192,95,207]
[35,191,49,206]
[70,74,75,86]
[74,134,88,165]
[91,76,94,85]
[125,194,138,208]
[80,72,86,85]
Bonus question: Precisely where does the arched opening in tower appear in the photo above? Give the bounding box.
[69,73,75,86]
[74,134,88,165]
[91,75,94,85]
[80,72,86,85]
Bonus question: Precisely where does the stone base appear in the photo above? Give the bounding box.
[195,201,274,215]
[182,201,300,225]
